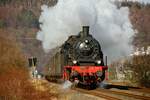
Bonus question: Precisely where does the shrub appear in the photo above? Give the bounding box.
[0,0,12,6]
[0,19,6,28]
[0,30,57,99]
[131,55,150,87]
[109,55,150,87]
[17,9,39,28]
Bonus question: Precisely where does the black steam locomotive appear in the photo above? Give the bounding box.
[46,26,108,89]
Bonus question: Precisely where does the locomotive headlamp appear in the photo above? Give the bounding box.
[73,60,77,64]
[97,60,101,64]
[85,40,88,43]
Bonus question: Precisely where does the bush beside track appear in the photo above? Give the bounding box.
[0,29,57,100]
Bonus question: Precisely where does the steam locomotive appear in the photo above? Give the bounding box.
[45,26,108,89]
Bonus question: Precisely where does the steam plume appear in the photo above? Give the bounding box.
[37,0,135,63]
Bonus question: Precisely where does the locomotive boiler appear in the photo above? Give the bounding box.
[45,26,108,89]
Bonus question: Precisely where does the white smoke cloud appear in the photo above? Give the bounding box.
[37,0,135,63]
[62,80,72,89]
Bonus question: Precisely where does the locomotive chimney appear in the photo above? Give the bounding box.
[81,26,89,37]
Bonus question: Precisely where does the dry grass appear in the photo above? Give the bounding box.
[131,55,150,87]
[110,55,150,87]
[0,29,57,100]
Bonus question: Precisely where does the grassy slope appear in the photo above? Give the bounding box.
[0,29,57,100]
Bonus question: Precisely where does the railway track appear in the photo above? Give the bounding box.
[73,87,150,100]
[74,88,121,100]
[129,88,150,94]
[42,78,150,100]
[97,88,150,100]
